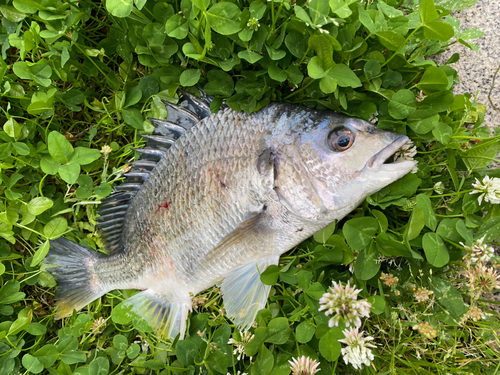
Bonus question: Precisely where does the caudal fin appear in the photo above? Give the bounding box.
[124,290,192,340]
[44,238,107,318]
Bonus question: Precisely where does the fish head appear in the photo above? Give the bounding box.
[272,109,416,221]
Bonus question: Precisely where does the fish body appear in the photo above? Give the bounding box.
[46,95,415,339]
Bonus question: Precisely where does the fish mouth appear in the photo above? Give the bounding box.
[365,134,416,172]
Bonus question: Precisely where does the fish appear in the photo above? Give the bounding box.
[45,91,416,339]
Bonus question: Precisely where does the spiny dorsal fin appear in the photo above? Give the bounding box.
[132,147,167,162]
[147,119,185,140]
[96,89,213,254]
[162,100,200,129]
[139,134,175,153]
[178,89,212,119]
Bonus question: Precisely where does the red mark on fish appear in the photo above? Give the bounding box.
[215,170,227,188]
[155,200,170,213]
[208,167,230,190]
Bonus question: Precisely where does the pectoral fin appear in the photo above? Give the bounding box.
[219,257,279,330]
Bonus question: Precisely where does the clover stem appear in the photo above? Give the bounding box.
[381,26,422,69]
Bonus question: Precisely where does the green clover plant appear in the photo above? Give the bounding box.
[0,0,499,373]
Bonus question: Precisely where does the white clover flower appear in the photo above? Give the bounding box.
[461,236,495,264]
[433,181,444,195]
[394,140,418,173]
[380,272,398,287]
[289,356,321,375]
[132,337,149,352]
[471,176,500,204]
[228,331,255,361]
[394,140,416,159]
[318,281,371,328]
[338,327,376,370]
[90,317,105,331]
[412,321,437,339]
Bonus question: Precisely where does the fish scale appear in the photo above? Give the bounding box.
[119,108,272,288]
[45,96,415,339]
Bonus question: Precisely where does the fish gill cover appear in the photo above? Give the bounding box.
[0,0,499,374]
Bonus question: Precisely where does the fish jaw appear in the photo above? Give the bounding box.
[363,134,416,180]
[328,134,416,218]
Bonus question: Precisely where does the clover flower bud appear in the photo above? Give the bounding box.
[289,356,321,375]
[433,181,444,195]
[101,144,112,156]
[247,17,260,31]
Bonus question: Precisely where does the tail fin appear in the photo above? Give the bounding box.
[125,290,192,340]
[44,238,107,318]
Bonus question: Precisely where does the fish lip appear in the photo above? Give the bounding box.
[365,134,415,171]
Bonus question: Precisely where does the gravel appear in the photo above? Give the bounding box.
[434,0,500,132]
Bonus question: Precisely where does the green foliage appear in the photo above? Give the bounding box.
[0,0,499,374]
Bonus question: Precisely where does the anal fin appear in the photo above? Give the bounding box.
[219,257,279,330]
[124,290,192,340]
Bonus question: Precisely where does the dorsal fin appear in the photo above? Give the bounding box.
[178,89,212,119]
[147,119,185,140]
[96,89,213,254]
[97,191,136,253]
[139,134,175,153]
[161,101,199,129]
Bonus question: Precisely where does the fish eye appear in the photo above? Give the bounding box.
[328,126,355,152]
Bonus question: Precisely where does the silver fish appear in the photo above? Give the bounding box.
[45,93,415,339]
